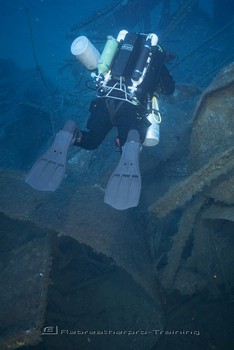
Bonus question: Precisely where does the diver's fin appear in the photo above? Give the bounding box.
[25,120,76,191]
[104,129,141,210]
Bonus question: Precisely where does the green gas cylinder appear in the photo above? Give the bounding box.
[97,36,119,75]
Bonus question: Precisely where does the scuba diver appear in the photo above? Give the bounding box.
[25,30,175,210]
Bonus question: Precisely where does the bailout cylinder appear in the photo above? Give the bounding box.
[97,36,119,75]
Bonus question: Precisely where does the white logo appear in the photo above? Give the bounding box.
[41,326,58,335]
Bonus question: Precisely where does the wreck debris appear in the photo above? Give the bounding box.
[70,0,123,33]
[0,214,52,349]
[148,62,234,296]
[190,63,234,171]
[202,203,234,221]
[159,196,205,290]
[160,0,199,40]
[188,214,234,297]
[149,145,234,217]
[0,169,161,304]
[171,21,234,71]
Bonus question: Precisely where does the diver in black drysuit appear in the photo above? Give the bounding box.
[25,34,176,209]
[73,44,175,150]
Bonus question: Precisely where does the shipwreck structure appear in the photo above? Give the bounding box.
[0,57,233,348]
[0,1,234,347]
[148,62,234,297]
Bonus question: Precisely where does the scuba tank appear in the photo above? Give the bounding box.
[97,36,119,76]
[143,96,161,146]
[97,30,128,76]
[111,32,143,78]
[72,30,161,106]
[131,36,151,82]
[129,33,158,93]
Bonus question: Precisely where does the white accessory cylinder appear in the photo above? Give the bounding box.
[143,113,160,146]
[71,36,100,70]
[143,96,161,146]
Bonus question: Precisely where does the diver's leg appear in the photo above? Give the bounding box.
[73,99,113,150]
[116,105,147,147]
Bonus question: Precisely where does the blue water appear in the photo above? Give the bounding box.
[0,0,109,71]
[0,1,234,349]
[1,0,233,170]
